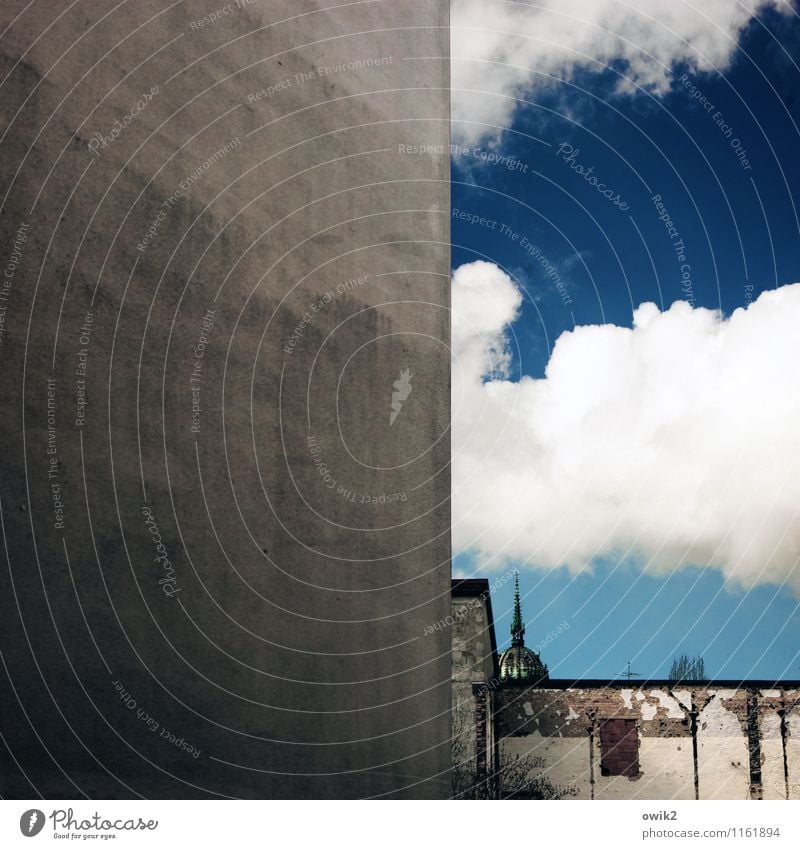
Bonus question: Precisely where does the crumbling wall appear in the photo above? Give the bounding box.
[496,686,800,800]
[696,689,750,799]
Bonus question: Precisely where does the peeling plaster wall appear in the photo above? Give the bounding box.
[696,690,750,800]
[495,687,800,800]
[502,730,591,798]
[760,692,800,801]
[760,702,786,801]
[786,712,800,798]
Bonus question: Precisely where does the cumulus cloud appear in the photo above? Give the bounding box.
[452,261,800,591]
[452,0,788,145]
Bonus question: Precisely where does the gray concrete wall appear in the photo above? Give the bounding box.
[0,0,451,799]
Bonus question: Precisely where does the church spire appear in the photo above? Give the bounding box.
[499,573,549,683]
[511,572,525,647]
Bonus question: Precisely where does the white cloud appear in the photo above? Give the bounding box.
[452,0,788,145]
[452,261,800,591]
[451,260,523,380]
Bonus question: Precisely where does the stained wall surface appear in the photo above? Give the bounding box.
[0,0,451,799]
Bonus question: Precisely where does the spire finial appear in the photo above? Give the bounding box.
[511,571,525,647]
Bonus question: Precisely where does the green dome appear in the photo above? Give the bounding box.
[498,644,548,682]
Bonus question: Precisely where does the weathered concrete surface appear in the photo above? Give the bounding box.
[0,0,451,798]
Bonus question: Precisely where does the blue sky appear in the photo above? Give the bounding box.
[451,5,800,679]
